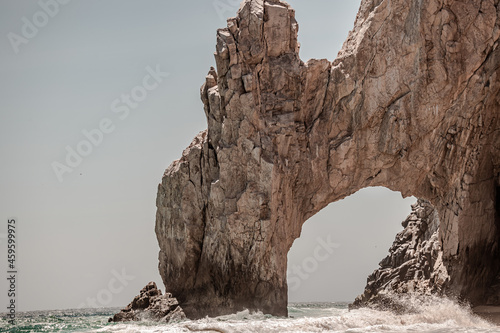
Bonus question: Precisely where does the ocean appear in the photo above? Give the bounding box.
[2,296,499,333]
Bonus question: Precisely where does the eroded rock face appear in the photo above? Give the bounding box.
[156,0,500,318]
[352,199,450,308]
[109,282,185,323]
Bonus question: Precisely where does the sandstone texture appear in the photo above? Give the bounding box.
[352,199,450,308]
[109,282,185,322]
[156,0,500,318]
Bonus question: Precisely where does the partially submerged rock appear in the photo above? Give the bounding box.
[352,199,450,309]
[109,282,185,323]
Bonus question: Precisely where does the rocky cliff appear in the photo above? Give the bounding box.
[352,199,450,308]
[156,0,500,318]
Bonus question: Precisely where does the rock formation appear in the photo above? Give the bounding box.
[109,282,185,322]
[155,0,500,318]
[352,199,450,308]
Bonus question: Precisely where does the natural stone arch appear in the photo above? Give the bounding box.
[155,0,500,318]
[286,186,417,303]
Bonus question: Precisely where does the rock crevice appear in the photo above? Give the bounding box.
[156,0,500,318]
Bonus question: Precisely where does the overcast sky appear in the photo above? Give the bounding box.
[0,0,416,311]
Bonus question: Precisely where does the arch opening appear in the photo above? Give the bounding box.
[288,0,360,62]
[287,187,417,303]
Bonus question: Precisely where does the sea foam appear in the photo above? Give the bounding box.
[95,295,499,333]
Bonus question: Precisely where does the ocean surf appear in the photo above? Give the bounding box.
[1,296,499,333]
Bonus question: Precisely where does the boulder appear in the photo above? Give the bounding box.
[109,282,185,323]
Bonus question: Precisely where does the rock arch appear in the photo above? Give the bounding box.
[287,186,417,303]
[155,0,500,318]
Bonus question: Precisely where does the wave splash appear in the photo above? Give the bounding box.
[100,295,499,333]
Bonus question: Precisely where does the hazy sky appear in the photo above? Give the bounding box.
[0,0,416,311]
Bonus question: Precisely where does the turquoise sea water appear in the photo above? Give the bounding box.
[1,298,500,333]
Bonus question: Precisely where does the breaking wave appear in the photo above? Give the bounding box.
[95,295,499,333]
[3,295,499,332]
